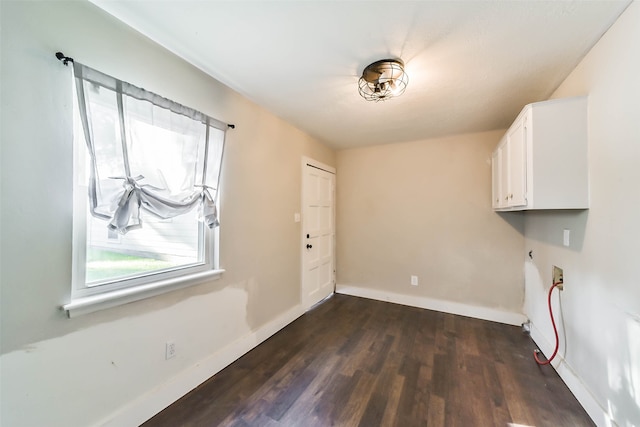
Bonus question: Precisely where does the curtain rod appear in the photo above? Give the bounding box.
[55,51,236,130]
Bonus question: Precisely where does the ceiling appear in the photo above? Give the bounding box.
[91,0,630,150]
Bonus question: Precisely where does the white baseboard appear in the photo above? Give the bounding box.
[336,285,526,326]
[99,304,306,427]
[529,322,612,427]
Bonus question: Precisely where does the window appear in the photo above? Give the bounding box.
[65,62,227,316]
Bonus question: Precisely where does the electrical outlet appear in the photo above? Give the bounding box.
[552,265,564,290]
[410,275,418,286]
[165,342,176,360]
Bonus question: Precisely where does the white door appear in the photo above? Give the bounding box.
[302,158,335,310]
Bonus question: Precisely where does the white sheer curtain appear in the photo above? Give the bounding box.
[73,62,226,234]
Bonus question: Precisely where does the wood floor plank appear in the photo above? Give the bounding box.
[395,355,425,426]
[335,370,377,426]
[495,360,538,426]
[426,393,445,427]
[357,343,406,427]
[143,294,595,427]
[379,374,405,427]
[312,372,359,423]
[276,355,342,426]
[338,329,378,377]
[481,355,512,425]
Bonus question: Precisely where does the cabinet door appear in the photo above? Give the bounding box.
[499,144,510,208]
[491,149,502,209]
[506,118,527,207]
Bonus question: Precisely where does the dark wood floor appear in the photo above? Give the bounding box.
[143,294,594,427]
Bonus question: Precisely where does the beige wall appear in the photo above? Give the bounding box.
[0,1,334,426]
[523,2,640,426]
[336,130,524,313]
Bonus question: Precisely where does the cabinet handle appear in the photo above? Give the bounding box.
[509,194,513,199]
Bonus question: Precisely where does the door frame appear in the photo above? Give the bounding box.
[301,156,336,310]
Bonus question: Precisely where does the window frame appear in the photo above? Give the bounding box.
[63,65,225,318]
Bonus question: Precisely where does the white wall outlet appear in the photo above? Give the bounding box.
[563,229,570,247]
[165,342,176,360]
[294,212,301,223]
[410,275,418,286]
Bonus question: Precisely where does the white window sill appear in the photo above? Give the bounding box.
[62,269,225,318]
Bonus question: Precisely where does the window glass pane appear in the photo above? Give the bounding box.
[85,208,203,285]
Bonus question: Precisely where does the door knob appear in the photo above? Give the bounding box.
[306,244,313,249]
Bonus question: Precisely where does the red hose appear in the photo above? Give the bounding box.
[534,281,562,365]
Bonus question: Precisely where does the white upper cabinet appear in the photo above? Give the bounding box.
[492,96,589,211]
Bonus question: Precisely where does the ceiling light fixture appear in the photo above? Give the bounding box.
[358,59,408,102]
